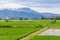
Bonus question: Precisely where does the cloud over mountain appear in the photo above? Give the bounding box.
[0,2,26,9]
[0,7,60,19]
[0,0,60,14]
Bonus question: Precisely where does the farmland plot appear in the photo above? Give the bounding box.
[0,28,38,40]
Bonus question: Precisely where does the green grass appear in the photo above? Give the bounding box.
[0,28,38,40]
[30,36,60,40]
[28,20,60,40]
[0,20,60,40]
[0,20,60,28]
[0,20,41,28]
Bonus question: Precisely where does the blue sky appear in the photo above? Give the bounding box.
[0,0,60,14]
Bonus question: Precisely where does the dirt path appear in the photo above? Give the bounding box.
[20,28,47,40]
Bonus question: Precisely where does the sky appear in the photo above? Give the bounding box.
[0,0,60,14]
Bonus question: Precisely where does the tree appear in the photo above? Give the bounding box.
[0,18,1,20]
[41,16,44,20]
[50,16,56,23]
[56,16,60,20]
[25,18,28,20]
[5,19,9,22]
[19,18,23,20]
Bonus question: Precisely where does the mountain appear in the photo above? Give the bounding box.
[41,13,60,18]
[0,8,42,19]
[0,8,60,19]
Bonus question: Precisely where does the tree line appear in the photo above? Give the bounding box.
[41,16,60,20]
[0,16,60,20]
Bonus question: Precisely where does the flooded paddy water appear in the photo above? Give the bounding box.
[40,29,60,36]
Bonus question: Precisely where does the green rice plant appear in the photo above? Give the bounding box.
[0,28,38,40]
[30,36,60,40]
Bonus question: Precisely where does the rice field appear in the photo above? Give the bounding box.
[0,28,38,40]
[28,20,60,40]
[0,20,60,40]
[29,36,60,40]
[0,20,60,28]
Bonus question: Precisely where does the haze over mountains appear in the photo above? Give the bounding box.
[0,8,60,19]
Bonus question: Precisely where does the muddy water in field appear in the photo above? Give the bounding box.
[40,29,60,36]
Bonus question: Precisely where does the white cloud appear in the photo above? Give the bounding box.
[30,7,60,14]
[0,0,60,14]
[0,0,27,9]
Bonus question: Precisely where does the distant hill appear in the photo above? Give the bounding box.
[0,8,60,19]
[41,13,60,18]
[0,8,42,19]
